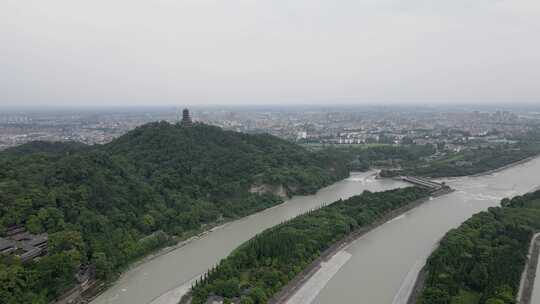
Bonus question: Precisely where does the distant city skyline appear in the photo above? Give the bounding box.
[2,0,539,107]
[1,102,539,151]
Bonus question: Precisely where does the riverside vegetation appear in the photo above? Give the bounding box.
[0,122,350,303]
[344,144,436,171]
[189,187,430,304]
[0,121,440,303]
[3,121,536,304]
[417,189,540,304]
[381,131,540,178]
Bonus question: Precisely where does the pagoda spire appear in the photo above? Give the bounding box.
[181,108,192,126]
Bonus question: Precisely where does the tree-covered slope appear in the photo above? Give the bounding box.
[1,140,87,157]
[382,141,540,178]
[0,122,349,303]
[105,122,349,197]
[418,190,540,304]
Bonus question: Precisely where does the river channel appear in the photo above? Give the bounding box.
[91,171,406,304]
[92,157,540,304]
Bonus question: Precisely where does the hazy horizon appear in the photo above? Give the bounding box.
[2,0,539,107]
[2,102,540,114]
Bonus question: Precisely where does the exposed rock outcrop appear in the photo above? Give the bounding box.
[249,184,289,198]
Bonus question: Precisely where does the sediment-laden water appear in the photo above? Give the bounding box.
[311,157,540,304]
[91,171,406,304]
[92,157,540,304]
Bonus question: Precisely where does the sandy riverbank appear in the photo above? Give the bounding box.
[268,187,454,304]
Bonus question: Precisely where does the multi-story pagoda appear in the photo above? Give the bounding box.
[181,108,193,126]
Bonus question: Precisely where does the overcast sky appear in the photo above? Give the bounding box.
[1,0,539,107]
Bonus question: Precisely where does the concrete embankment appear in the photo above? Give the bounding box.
[405,265,428,304]
[518,233,540,304]
[285,251,352,304]
[269,187,454,304]
[392,259,426,304]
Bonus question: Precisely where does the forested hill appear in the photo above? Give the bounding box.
[0,122,348,303]
[105,121,349,197]
[1,140,88,156]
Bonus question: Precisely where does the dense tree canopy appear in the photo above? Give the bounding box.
[0,122,349,303]
[418,190,540,304]
[382,140,540,178]
[342,144,436,171]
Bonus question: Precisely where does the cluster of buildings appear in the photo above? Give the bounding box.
[0,225,97,303]
[0,225,48,262]
[0,110,175,150]
[0,107,200,150]
[196,107,537,147]
[0,106,538,152]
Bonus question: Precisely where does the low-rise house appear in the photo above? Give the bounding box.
[1,227,48,262]
[0,237,16,255]
[20,247,44,262]
[5,225,26,237]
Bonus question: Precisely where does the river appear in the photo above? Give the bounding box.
[310,156,540,304]
[91,157,540,304]
[91,171,407,304]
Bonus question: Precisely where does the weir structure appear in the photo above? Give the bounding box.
[399,176,448,191]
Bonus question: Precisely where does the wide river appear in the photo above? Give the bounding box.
[92,157,540,304]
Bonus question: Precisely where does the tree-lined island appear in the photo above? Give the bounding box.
[187,187,435,304]
[414,189,540,304]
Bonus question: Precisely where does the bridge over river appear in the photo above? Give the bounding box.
[399,176,447,191]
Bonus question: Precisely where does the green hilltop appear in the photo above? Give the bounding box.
[0,122,348,303]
